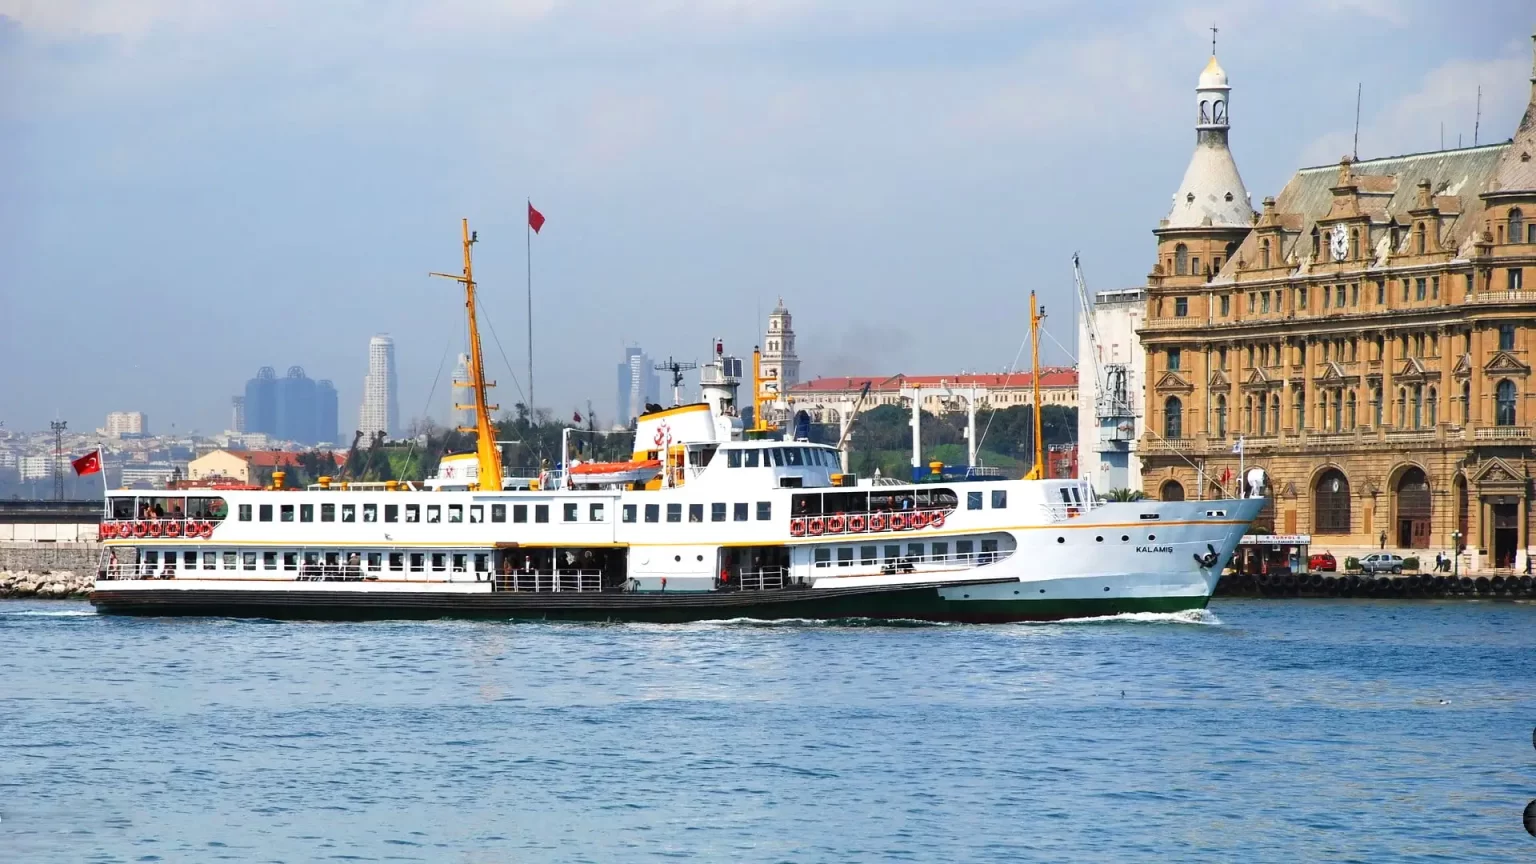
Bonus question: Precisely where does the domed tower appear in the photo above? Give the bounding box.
[1152,52,1255,286]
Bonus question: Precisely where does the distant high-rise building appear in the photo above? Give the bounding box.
[616,346,660,425]
[103,411,148,438]
[760,298,801,420]
[316,380,338,445]
[451,353,475,429]
[244,367,279,437]
[241,365,333,445]
[360,334,399,440]
[276,366,318,443]
[230,396,246,433]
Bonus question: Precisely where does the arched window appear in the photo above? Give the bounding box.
[1271,395,1281,434]
[1415,223,1426,254]
[1396,388,1407,427]
[1396,467,1432,549]
[1257,396,1267,435]
[1346,390,1357,428]
[1245,395,1254,433]
[1372,386,1383,427]
[1164,396,1183,439]
[1332,390,1343,431]
[1461,380,1470,424]
[1215,394,1228,437]
[1351,228,1360,259]
[1212,99,1226,123]
[1261,238,1271,268]
[1427,387,1437,426]
[1511,208,1524,244]
[1159,480,1185,502]
[1174,244,1189,276]
[1496,379,1517,426]
[1312,227,1321,258]
[1314,469,1351,534]
[1199,99,1210,124]
[1294,390,1305,430]
[1412,385,1423,429]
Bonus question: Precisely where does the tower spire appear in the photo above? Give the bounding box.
[1210,23,1217,57]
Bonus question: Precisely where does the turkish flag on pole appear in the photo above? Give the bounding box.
[527,202,545,234]
[71,449,102,476]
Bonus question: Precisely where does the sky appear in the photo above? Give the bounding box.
[0,0,1530,437]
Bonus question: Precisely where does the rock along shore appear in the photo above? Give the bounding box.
[0,570,94,599]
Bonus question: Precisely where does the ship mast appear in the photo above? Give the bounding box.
[1024,291,1046,481]
[430,219,503,491]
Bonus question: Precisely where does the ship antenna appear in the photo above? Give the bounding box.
[430,219,503,491]
[1024,291,1046,480]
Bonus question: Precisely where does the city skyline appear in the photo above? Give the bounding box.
[0,2,1528,432]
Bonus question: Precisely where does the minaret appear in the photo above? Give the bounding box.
[760,298,800,414]
[1153,49,1254,282]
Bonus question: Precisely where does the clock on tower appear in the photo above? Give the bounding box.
[1329,223,1350,262]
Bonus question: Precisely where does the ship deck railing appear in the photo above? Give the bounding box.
[737,567,788,591]
[494,569,604,593]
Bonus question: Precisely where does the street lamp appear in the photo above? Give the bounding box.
[1451,530,1462,577]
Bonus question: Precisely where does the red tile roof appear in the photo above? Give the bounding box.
[222,450,347,468]
[790,368,1077,394]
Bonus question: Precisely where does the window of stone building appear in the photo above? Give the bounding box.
[1413,334,1424,357]
[1351,228,1361,259]
[1415,278,1426,301]
[1192,256,1201,277]
[1350,283,1359,306]
[1220,295,1230,316]
[1245,345,1254,367]
[1399,334,1409,356]
[1347,391,1357,428]
[1336,285,1346,307]
[1396,388,1407,427]
[1499,224,1507,244]
[1175,297,1188,317]
[1215,395,1228,436]
[1273,290,1282,311]
[1248,292,1256,313]
[1219,347,1228,369]
[1431,276,1439,300]
[1348,339,1357,362]
[1375,335,1384,360]
[1175,244,1189,275]
[1261,293,1270,313]
[1294,390,1305,430]
[1164,397,1183,439]
[1376,280,1386,304]
[1500,323,1516,351]
[1510,268,1525,292]
[1257,396,1268,434]
[1416,223,1426,254]
[1214,256,1223,272]
[1428,387,1438,426]
[1466,273,1475,295]
[1401,280,1410,302]
[1497,379,1517,426]
[1462,330,1471,354]
[1168,348,1181,371]
[1371,386,1383,427]
[1529,224,1536,244]
[1461,381,1471,425]
[1299,286,1308,309]
[1312,228,1321,259]
[1314,469,1351,534]
[1295,343,1305,365]
[1509,208,1524,242]
[1430,334,1438,357]
[1323,287,1331,309]
[1261,238,1271,268]
[1412,386,1424,429]
[1332,390,1343,431]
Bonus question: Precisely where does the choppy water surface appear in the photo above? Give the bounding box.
[1,599,1533,862]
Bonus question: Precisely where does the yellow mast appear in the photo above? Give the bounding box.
[751,346,775,433]
[1024,291,1046,480]
[430,219,503,491]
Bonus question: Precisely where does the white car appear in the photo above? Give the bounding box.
[1359,553,1404,575]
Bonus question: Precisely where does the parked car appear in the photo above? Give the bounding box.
[1359,553,1404,575]
[1308,552,1337,572]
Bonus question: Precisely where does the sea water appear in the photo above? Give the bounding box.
[1,599,1532,862]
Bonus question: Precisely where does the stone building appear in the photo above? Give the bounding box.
[1139,37,1536,571]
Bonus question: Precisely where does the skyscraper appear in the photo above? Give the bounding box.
[240,366,335,445]
[360,334,399,441]
[316,379,339,445]
[244,367,278,437]
[276,366,317,443]
[615,346,660,426]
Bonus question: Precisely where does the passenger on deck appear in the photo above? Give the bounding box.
[347,552,362,580]
[107,550,119,577]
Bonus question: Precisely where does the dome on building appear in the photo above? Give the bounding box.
[1198,55,1228,89]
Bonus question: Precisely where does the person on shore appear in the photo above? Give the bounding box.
[1379,531,1387,550]
[1434,552,1443,573]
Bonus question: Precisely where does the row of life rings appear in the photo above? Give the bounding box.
[789,510,947,537]
[101,521,215,540]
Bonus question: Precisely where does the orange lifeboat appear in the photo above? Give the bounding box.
[568,459,663,486]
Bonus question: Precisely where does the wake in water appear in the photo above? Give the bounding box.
[1020,608,1222,627]
[0,608,98,617]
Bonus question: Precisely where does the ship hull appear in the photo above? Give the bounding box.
[89,580,1209,624]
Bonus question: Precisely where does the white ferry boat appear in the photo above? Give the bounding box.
[90,221,1264,622]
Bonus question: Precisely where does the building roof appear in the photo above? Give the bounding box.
[791,368,1078,395]
[1490,37,1536,194]
[204,449,347,467]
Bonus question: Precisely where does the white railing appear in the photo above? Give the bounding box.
[1473,426,1533,441]
[495,569,603,592]
[738,567,788,591]
[790,507,957,538]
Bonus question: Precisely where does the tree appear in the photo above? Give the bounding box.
[1102,488,1146,502]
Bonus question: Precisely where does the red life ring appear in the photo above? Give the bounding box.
[147,521,162,538]
[203,521,215,537]
[133,521,148,538]
[808,517,824,536]
[165,521,181,538]
[98,523,108,540]
[790,518,806,537]
[848,514,866,533]
[827,514,846,533]
[909,512,928,529]
[889,513,907,531]
[930,511,946,529]
[869,513,886,531]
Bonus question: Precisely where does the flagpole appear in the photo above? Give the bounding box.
[1238,435,1245,496]
[527,198,534,416]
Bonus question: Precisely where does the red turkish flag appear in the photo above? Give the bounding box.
[71,449,102,476]
[528,202,545,234]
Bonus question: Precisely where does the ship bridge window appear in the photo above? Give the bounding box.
[385,503,398,523]
[564,502,579,522]
[239,504,252,522]
[368,552,383,571]
[784,448,804,467]
[734,502,748,522]
[342,504,355,522]
[968,491,983,510]
[410,553,424,573]
[590,503,605,522]
[300,504,313,522]
[623,504,637,523]
[284,552,298,571]
[263,551,277,570]
[280,504,294,522]
[667,503,682,523]
[449,505,463,523]
[535,505,549,523]
[727,449,743,468]
[689,504,703,522]
[991,490,1008,509]
[491,504,505,523]
[917,488,957,509]
[757,501,772,521]
[744,449,761,468]
[321,503,335,522]
[260,504,274,522]
[388,553,403,572]
[691,444,719,468]
[426,505,441,523]
[405,504,420,523]
[711,502,726,522]
[514,504,527,523]
[110,497,135,520]
[469,505,483,523]
[645,504,660,523]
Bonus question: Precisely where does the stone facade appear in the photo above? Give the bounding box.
[1138,37,1536,572]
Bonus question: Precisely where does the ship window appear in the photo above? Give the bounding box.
[203,551,216,569]
[981,539,999,562]
[785,448,804,467]
[284,552,298,571]
[564,503,579,522]
[711,502,726,522]
[727,449,743,468]
[367,552,382,570]
[861,545,877,565]
[321,503,335,522]
[957,540,974,561]
[431,553,446,572]
[239,504,252,522]
[242,552,257,571]
[404,504,419,523]
[645,504,660,523]
[907,542,925,562]
[667,503,682,523]
[473,554,487,573]
[757,501,772,521]
[304,552,320,569]
[448,505,462,523]
[491,504,506,523]
[385,504,398,523]
[814,548,831,567]
[263,551,277,570]
[325,552,339,571]
[280,504,294,522]
[884,544,901,562]
[514,504,527,523]
[932,542,949,562]
[770,449,785,467]
[144,550,159,568]
[389,553,403,572]
[590,503,604,522]
[991,490,1007,509]
[341,504,355,522]
[792,494,821,517]
[300,504,314,522]
[687,504,703,522]
[967,491,983,510]
[469,505,483,523]
[837,547,854,567]
[426,505,440,523]
[259,504,273,522]
[452,553,467,572]
[410,553,424,573]
[623,504,637,523]
[180,551,193,568]
[744,450,760,468]
[534,505,549,524]
[734,503,748,522]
